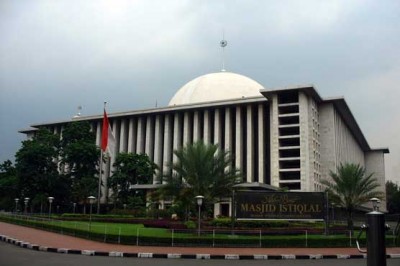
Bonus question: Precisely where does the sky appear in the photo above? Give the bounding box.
[0,0,399,183]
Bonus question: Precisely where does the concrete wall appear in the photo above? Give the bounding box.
[269,94,280,187]
[365,151,387,212]
[333,107,365,168]
[319,103,365,183]
[319,103,337,185]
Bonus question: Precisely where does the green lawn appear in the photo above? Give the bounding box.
[2,214,396,248]
[15,217,352,240]
[36,220,174,237]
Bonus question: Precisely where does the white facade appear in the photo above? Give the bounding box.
[21,73,389,213]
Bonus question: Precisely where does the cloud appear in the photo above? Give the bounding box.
[0,0,399,184]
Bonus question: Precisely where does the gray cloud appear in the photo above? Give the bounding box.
[1,0,399,183]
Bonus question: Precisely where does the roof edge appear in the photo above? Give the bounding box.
[24,96,268,132]
[322,97,371,151]
[369,147,390,154]
[260,84,323,102]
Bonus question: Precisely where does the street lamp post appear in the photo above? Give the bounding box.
[195,195,204,236]
[231,189,236,233]
[367,197,387,266]
[48,197,54,219]
[371,197,381,211]
[88,196,96,232]
[14,198,19,213]
[24,197,29,214]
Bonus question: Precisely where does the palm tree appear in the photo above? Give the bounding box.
[321,162,383,231]
[159,141,241,219]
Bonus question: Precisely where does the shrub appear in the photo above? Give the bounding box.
[209,219,332,229]
[184,220,196,229]
[210,218,290,228]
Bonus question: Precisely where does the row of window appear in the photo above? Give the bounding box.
[277,91,301,191]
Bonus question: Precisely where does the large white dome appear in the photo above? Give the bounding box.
[168,72,264,106]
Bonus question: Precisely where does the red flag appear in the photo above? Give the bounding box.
[101,109,116,155]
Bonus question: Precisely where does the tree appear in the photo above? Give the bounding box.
[321,162,383,231]
[109,152,157,207]
[0,160,17,210]
[159,141,241,219]
[59,121,99,206]
[386,180,400,214]
[15,128,65,212]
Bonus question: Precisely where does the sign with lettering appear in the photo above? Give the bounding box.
[235,191,326,220]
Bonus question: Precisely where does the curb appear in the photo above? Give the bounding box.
[1,234,399,260]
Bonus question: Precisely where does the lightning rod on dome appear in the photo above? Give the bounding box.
[220,30,227,72]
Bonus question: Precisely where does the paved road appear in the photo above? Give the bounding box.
[1,242,399,266]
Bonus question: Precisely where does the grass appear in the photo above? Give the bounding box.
[18,218,353,240]
[1,214,397,247]
[37,219,173,237]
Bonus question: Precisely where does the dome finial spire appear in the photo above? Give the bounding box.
[220,30,227,72]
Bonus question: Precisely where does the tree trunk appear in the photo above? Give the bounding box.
[347,209,354,234]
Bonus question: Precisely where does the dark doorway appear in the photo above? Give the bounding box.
[220,203,230,217]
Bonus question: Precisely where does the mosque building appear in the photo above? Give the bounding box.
[20,44,389,215]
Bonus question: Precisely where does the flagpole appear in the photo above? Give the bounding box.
[97,150,103,214]
[97,102,107,214]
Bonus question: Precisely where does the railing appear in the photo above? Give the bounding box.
[1,212,398,248]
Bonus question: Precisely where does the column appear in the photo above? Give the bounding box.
[60,125,65,139]
[173,113,182,165]
[145,116,154,159]
[154,115,163,180]
[235,106,243,175]
[96,121,101,147]
[193,111,201,142]
[183,111,191,146]
[137,117,145,154]
[163,114,172,177]
[246,105,253,182]
[128,118,136,153]
[203,110,212,144]
[269,94,280,187]
[224,107,232,152]
[214,109,222,146]
[112,120,119,156]
[258,104,265,183]
[119,119,128,153]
